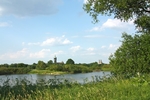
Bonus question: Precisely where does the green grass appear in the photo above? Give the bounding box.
[1,74,150,100]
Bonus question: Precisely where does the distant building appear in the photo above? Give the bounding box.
[98,60,103,64]
[54,56,64,64]
[54,55,57,64]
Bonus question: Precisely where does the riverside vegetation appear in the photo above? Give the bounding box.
[0,60,108,75]
[1,73,150,100]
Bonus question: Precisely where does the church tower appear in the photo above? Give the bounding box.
[54,55,57,64]
[98,60,102,64]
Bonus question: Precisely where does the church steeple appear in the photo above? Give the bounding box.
[54,55,57,64]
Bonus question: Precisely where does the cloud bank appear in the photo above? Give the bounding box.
[90,19,134,32]
[0,0,62,17]
[30,49,50,58]
[41,36,73,46]
[27,36,72,46]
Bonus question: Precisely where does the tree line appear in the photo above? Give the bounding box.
[0,58,105,75]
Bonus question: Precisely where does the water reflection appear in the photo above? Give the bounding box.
[0,71,111,86]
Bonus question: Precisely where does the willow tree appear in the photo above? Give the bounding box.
[83,0,150,32]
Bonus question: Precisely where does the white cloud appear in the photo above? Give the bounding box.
[27,36,72,46]
[41,38,55,46]
[90,26,101,32]
[0,22,10,27]
[83,47,96,55]
[84,34,103,38]
[53,50,64,56]
[90,19,134,32]
[108,44,120,50]
[30,49,50,58]
[0,48,28,59]
[100,44,120,50]
[41,36,72,46]
[87,47,95,51]
[101,46,106,49]
[0,0,62,17]
[62,39,72,45]
[70,46,81,52]
[102,19,133,29]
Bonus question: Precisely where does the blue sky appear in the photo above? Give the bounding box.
[0,0,136,64]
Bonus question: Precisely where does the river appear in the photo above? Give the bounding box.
[0,71,111,86]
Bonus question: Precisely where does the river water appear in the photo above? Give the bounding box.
[0,71,111,86]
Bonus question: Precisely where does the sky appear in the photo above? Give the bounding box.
[0,0,136,64]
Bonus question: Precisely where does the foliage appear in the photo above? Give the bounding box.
[47,64,93,74]
[0,58,105,75]
[83,0,150,32]
[17,63,28,68]
[0,63,31,75]
[36,60,47,70]
[88,62,102,71]
[109,32,150,77]
[47,60,53,67]
[28,63,36,69]
[101,64,112,71]
[0,67,30,75]
[0,63,29,68]
[66,58,75,64]
[48,64,63,71]
[1,75,150,100]
[134,15,150,33]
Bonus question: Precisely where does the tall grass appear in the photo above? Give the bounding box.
[1,74,150,100]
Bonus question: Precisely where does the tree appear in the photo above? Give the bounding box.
[10,63,17,67]
[36,60,47,70]
[28,63,36,69]
[17,63,28,68]
[83,0,150,32]
[47,60,53,67]
[109,33,150,77]
[66,58,75,64]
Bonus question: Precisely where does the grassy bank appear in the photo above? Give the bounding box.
[29,69,67,75]
[29,64,112,75]
[1,74,150,100]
